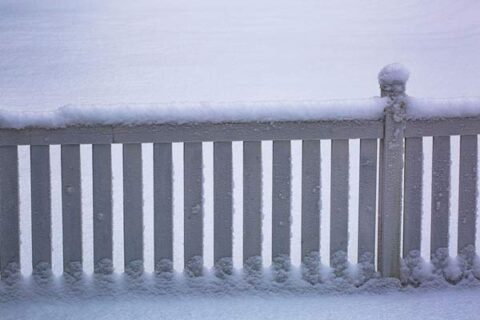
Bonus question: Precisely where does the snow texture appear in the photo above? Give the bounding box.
[378,63,410,86]
[2,250,480,319]
[1,0,479,110]
[0,99,388,129]
[1,96,479,129]
[406,97,480,119]
[3,288,480,320]
[1,264,480,320]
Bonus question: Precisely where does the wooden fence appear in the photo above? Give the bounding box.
[0,67,479,282]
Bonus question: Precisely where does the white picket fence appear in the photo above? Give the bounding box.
[0,66,479,283]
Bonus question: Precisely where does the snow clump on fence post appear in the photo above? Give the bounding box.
[378,63,410,99]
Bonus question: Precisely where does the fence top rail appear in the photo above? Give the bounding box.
[1,98,479,146]
[0,119,384,146]
[405,116,480,137]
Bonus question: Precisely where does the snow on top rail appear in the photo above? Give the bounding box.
[406,97,480,120]
[0,99,387,129]
[0,96,479,130]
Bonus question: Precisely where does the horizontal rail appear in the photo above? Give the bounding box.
[405,117,480,137]
[0,120,383,146]
[2,116,480,147]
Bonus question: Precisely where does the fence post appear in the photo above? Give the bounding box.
[377,63,409,278]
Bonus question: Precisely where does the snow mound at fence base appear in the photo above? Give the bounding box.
[2,252,480,304]
[2,253,480,320]
[3,286,480,320]
[1,270,480,320]
[1,97,479,129]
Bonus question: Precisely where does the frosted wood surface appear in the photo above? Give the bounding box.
[0,120,385,146]
[357,139,377,260]
[301,140,321,260]
[431,136,450,255]
[3,116,480,146]
[93,144,113,270]
[31,145,52,268]
[403,137,423,256]
[61,144,83,271]
[458,135,477,251]
[154,143,173,265]
[243,141,262,262]
[272,140,291,258]
[112,121,383,143]
[377,110,404,278]
[0,146,19,275]
[184,143,203,266]
[214,142,233,262]
[123,143,143,267]
[330,139,349,260]
[405,117,480,138]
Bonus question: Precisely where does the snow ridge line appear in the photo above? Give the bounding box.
[0,97,479,129]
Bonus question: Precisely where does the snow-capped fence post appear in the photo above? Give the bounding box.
[377,64,409,278]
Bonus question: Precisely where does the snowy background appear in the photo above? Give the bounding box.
[1,0,480,319]
[1,0,480,110]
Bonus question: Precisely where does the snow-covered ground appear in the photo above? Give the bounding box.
[1,0,479,111]
[2,285,480,320]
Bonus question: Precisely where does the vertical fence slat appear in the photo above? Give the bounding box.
[154,143,173,272]
[272,140,291,260]
[458,135,478,252]
[330,139,349,261]
[301,140,320,261]
[184,142,203,276]
[61,144,82,275]
[93,144,113,273]
[0,146,19,278]
[214,142,233,270]
[31,145,52,270]
[357,139,378,261]
[123,143,143,273]
[243,141,262,266]
[431,136,450,256]
[403,137,423,257]
[377,105,405,278]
